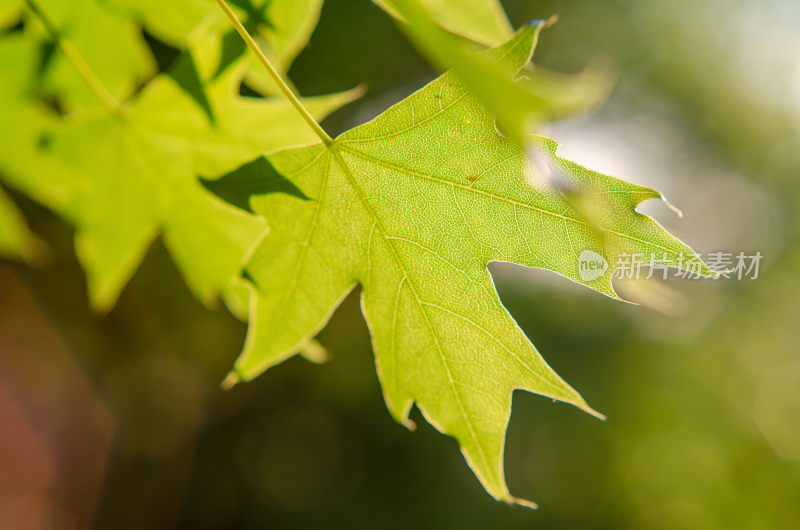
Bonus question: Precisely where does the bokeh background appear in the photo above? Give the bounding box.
[2,0,799,528]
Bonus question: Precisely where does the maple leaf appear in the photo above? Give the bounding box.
[20,0,155,112]
[108,0,514,97]
[0,23,358,311]
[105,0,213,49]
[374,0,513,46]
[215,26,711,505]
[1,2,21,27]
[384,0,612,147]
[0,188,28,259]
[109,0,324,97]
[0,34,53,262]
[0,187,42,261]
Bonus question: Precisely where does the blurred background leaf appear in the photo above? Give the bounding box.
[0,187,43,261]
[0,0,358,312]
[384,0,612,146]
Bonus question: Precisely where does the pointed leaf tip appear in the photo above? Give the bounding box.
[220,371,241,391]
[527,14,559,28]
[507,495,539,510]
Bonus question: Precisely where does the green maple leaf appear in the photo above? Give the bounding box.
[21,0,155,112]
[385,0,612,147]
[190,0,324,97]
[1,2,21,27]
[0,28,357,311]
[105,0,213,49]
[108,0,513,98]
[0,186,42,261]
[374,0,513,45]
[109,0,321,61]
[0,34,53,262]
[216,26,711,505]
[109,0,324,97]
[0,187,28,259]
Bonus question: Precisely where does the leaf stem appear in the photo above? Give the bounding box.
[23,0,123,116]
[214,0,334,145]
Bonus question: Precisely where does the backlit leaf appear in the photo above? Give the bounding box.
[216,26,710,505]
[0,30,357,310]
[384,0,612,146]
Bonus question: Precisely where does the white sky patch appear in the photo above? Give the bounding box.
[732,0,800,117]
[543,111,682,197]
[795,52,800,115]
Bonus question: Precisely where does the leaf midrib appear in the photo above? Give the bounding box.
[328,146,496,491]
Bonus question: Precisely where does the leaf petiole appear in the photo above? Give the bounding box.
[214,0,334,146]
[23,0,123,116]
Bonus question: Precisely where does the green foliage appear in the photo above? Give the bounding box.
[0,0,711,507]
[375,0,513,45]
[0,186,41,261]
[22,0,155,112]
[110,0,325,96]
[14,57,354,311]
[386,0,612,146]
[0,33,53,261]
[1,0,356,311]
[217,26,709,505]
